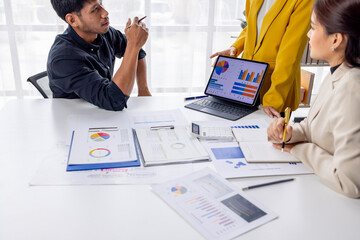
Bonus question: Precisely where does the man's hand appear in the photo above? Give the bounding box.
[113,17,148,95]
[125,17,148,49]
[267,117,293,143]
[263,106,281,118]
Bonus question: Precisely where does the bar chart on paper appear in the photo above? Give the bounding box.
[184,194,242,237]
[151,169,277,240]
[181,174,246,237]
[221,194,266,222]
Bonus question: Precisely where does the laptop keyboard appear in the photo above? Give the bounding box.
[194,99,254,115]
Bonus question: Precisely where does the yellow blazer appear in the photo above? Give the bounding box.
[232,0,313,112]
[289,64,360,198]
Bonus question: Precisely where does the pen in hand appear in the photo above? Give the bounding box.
[281,107,291,152]
[127,16,147,29]
[138,16,147,23]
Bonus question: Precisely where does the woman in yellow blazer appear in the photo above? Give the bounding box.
[268,0,360,198]
[211,0,313,117]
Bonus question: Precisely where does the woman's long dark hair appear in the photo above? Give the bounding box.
[314,0,360,68]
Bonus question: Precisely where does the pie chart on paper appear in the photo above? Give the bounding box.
[90,132,110,142]
[89,148,111,158]
[171,186,188,195]
[215,60,229,75]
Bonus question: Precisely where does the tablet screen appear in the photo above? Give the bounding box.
[205,56,269,106]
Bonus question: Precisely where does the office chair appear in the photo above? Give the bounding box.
[27,71,53,98]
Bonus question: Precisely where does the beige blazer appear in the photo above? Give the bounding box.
[289,64,360,198]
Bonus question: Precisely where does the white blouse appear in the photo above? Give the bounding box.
[257,0,276,43]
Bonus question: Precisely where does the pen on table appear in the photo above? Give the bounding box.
[281,107,291,152]
[184,95,208,101]
[242,178,295,191]
[127,16,147,29]
[150,125,175,130]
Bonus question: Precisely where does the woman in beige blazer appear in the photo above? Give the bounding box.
[267,0,360,198]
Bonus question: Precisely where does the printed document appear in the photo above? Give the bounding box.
[152,168,277,240]
[204,142,311,178]
[68,126,137,165]
[135,126,209,166]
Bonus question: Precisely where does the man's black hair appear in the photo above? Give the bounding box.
[50,0,90,21]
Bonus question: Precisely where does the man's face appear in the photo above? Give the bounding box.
[76,0,110,36]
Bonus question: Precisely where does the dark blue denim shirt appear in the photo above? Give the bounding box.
[47,25,146,111]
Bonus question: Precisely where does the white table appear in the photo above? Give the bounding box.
[0,97,359,240]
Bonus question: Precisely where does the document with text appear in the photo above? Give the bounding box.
[204,142,311,178]
[152,168,277,240]
[134,126,209,166]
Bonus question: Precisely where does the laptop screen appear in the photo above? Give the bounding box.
[205,55,269,106]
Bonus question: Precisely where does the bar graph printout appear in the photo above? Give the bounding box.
[152,168,277,240]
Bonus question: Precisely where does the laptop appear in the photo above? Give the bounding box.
[185,55,269,120]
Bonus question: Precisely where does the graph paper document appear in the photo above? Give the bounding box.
[151,168,277,240]
[134,126,209,166]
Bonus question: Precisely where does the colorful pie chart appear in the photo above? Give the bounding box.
[171,186,187,195]
[90,132,110,142]
[215,60,229,75]
[89,148,111,158]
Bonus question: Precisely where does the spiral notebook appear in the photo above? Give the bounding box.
[232,128,300,163]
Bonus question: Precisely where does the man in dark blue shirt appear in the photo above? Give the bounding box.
[48,0,151,111]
